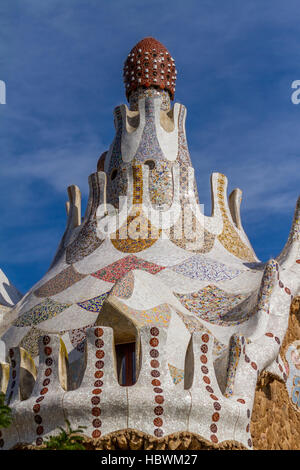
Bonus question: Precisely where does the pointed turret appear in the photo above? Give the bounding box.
[0,268,22,308]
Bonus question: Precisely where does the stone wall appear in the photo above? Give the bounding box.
[251,296,300,450]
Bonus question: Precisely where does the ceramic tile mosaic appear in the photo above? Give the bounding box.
[77,292,109,313]
[86,172,103,220]
[107,106,123,176]
[107,166,128,209]
[69,324,94,353]
[110,271,135,298]
[187,332,251,448]
[111,301,172,328]
[174,285,251,326]
[66,221,104,264]
[224,335,243,397]
[176,105,192,167]
[34,265,87,298]
[124,38,176,100]
[132,98,165,163]
[129,88,171,111]
[148,160,174,208]
[19,326,53,357]
[168,206,216,253]
[285,341,300,411]
[174,308,209,334]
[168,363,184,385]
[127,326,191,437]
[13,298,72,327]
[217,174,256,262]
[170,254,242,281]
[110,223,161,252]
[91,254,165,282]
[1,37,299,451]
[109,165,161,253]
[63,327,128,439]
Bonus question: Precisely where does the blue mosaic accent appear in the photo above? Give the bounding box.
[171,255,241,281]
[77,292,109,313]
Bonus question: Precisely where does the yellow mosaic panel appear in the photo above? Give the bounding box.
[113,300,172,328]
[110,165,161,253]
[217,174,256,261]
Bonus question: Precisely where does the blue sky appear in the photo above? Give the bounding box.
[0,0,299,294]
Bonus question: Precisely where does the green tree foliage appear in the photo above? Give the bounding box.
[0,392,12,429]
[43,419,87,450]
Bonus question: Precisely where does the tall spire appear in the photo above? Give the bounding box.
[0,268,22,307]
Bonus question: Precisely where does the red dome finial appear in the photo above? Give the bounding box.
[123,37,177,101]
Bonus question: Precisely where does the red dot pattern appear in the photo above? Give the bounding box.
[91,329,104,440]
[152,379,161,387]
[150,359,160,368]
[150,338,159,347]
[199,333,221,444]
[277,268,293,300]
[44,346,52,356]
[33,336,54,446]
[2,349,18,448]
[244,350,258,376]
[96,350,105,359]
[265,332,281,346]
[245,407,252,447]
[150,328,164,438]
[275,356,288,382]
[123,37,176,101]
[43,336,50,345]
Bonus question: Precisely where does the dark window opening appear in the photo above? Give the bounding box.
[111,168,118,180]
[144,159,155,170]
[115,342,136,386]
